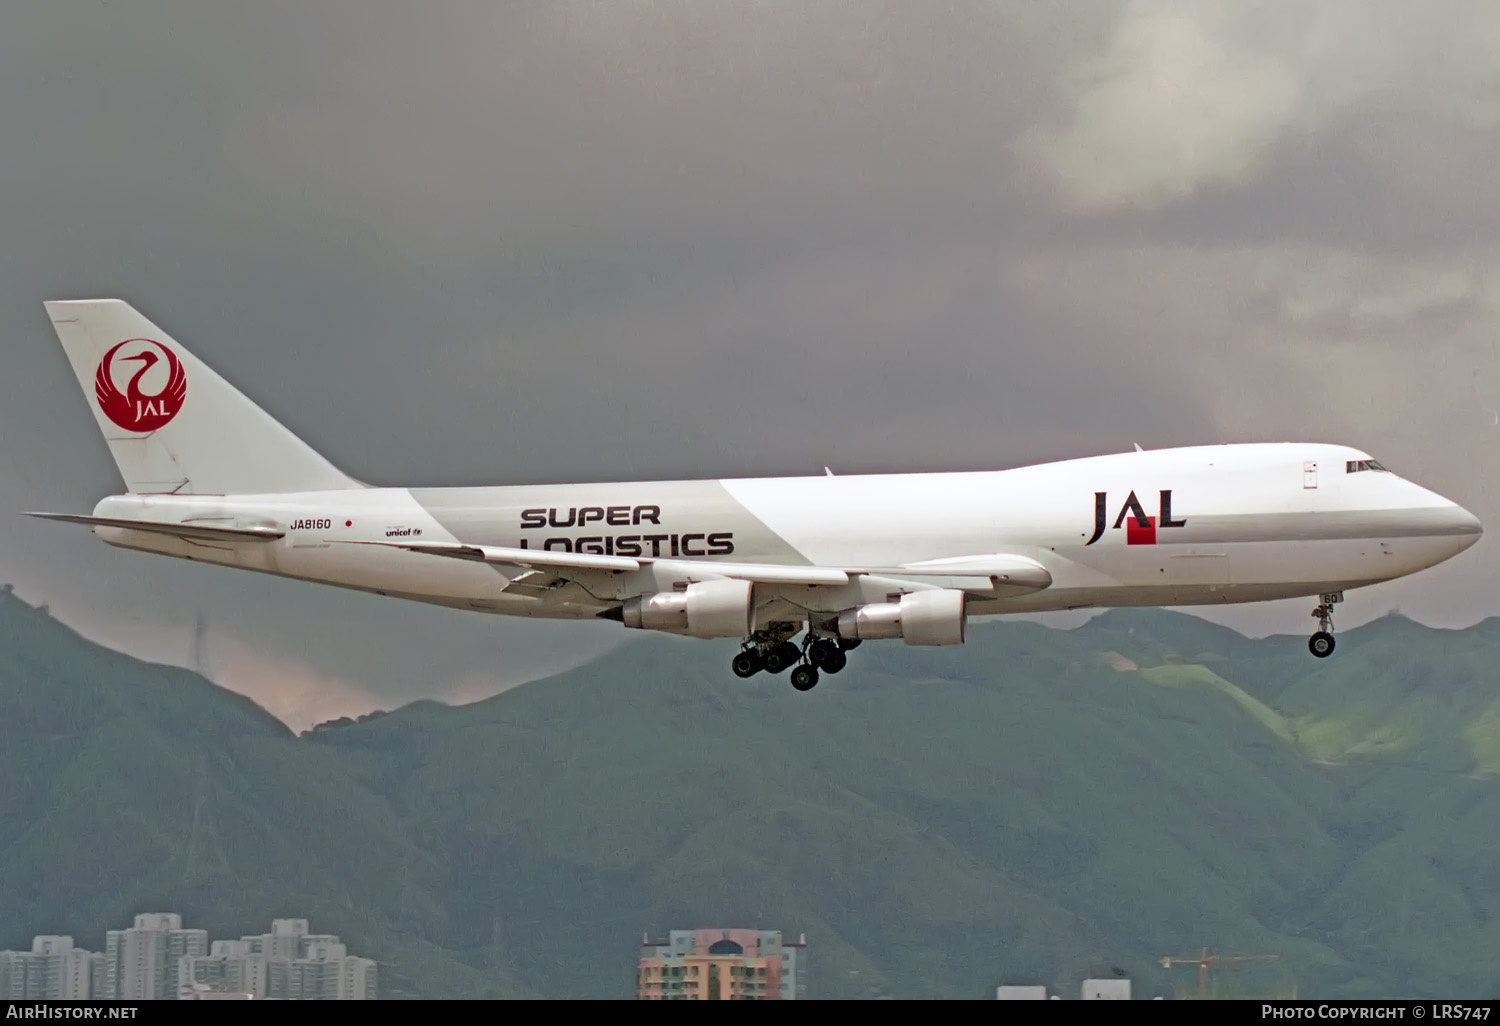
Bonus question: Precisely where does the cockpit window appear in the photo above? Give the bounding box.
[1346,459,1388,473]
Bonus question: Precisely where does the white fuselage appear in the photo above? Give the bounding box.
[86,442,1481,629]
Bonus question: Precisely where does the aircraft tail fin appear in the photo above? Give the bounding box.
[44,299,360,495]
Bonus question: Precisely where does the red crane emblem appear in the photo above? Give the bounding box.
[94,339,187,432]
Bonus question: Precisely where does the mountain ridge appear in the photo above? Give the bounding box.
[5,590,1500,997]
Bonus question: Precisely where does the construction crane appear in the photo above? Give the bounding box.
[1160,947,1279,999]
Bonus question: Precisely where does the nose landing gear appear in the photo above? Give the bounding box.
[1309,591,1342,658]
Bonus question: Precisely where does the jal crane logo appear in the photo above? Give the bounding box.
[94,339,186,432]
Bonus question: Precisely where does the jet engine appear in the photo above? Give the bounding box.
[621,578,754,638]
[837,589,966,646]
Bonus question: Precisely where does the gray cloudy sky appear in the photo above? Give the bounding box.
[3,1,1498,728]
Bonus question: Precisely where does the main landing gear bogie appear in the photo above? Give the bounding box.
[731,650,764,678]
[729,636,802,680]
[763,641,803,675]
[1308,591,1342,659]
[730,631,856,690]
[807,638,847,675]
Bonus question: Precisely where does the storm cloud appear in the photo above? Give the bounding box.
[2,2,1496,726]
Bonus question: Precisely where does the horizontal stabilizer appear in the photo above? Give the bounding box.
[25,511,285,542]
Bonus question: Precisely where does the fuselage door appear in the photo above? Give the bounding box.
[1303,460,1318,489]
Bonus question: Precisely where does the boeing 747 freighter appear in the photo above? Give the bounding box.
[29,300,1483,690]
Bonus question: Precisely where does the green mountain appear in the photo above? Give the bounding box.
[0,587,530,998]
[5,585,1500,998]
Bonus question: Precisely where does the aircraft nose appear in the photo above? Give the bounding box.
[1450,502,1484,545]
[1425,497,1484,552]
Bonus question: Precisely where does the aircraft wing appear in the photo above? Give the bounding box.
[339,540,1051,593]
[337,540,851,584]
[369,540,643,573]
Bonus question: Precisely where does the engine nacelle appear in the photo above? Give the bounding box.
[837,589,966,646]
[622,578,754,638]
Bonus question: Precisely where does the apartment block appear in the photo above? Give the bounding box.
[0,936,96,999]
[639,929,805,1000]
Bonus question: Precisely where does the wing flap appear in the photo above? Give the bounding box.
[888,554,1053,591]
[653,559,850,585]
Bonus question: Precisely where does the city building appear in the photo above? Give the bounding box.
[102,913,208,1000]
[238,919,338,961]
[9,914,374,1000]
[0,936,97,999]
[178,940,268,999]
[639,929,806,1000]
[1082,977,1132,999]
[337,956,378,1001]
[241,920,376,1000]
[270,939,345,1000]
[182,985,254,1000]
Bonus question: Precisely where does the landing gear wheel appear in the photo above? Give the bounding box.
[821,649,847,674]
[1308,591,1341,659]
[790,664,820,691]
[839,638,862,652]
[731,650,765,678]
[763,642,803,675]
[808,639,842,669]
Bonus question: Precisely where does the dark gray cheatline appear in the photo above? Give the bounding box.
[1150,507,1483,545]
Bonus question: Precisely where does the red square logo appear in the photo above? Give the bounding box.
[1126,515,1157,545]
